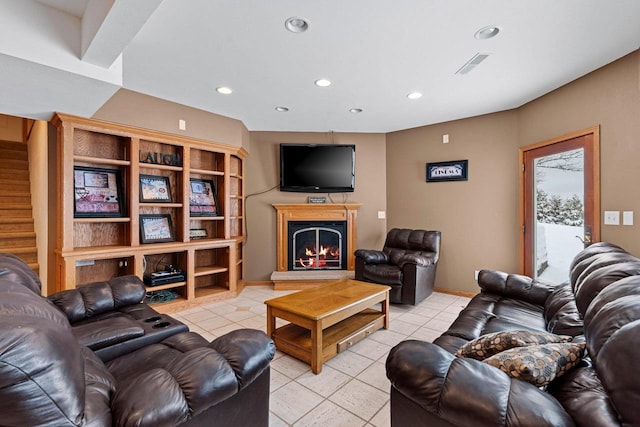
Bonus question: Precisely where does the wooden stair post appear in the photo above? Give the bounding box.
[0,141,38,272]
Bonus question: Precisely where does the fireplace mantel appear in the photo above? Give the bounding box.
[273,204,361,274]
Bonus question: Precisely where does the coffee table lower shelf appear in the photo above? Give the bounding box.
[272,308,385,366]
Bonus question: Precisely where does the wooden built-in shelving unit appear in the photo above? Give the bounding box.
[52,113,246,312]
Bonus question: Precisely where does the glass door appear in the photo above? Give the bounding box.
[521,128,600,282]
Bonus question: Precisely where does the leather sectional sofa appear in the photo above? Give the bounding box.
[386,242,640,426]
[0,253,275,426]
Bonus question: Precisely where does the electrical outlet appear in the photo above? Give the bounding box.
[377,211,386,219]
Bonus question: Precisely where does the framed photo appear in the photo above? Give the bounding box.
[140,174,172,203]
[74,166,124,218]
[140,214,175,244]
[189,178,218,216]
[189,228,208,239]
[426,160,469,182]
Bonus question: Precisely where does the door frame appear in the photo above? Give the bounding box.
[518,125,601,275]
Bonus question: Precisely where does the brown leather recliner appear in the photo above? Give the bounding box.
[0,254,275,427]
[354,228,441,304]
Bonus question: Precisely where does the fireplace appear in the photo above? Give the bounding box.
[288,221,347,270]
[272,203,361,289]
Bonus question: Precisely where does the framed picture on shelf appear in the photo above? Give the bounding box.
[189,228,208,239]
[189,178,218,216]
[74,166,125,218]
[140,214,175,244]
[139,174,172,203]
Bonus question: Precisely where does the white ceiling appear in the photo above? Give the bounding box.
[2,0,640,132]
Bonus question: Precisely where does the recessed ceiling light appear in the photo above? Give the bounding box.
[315,79,332,87]
[407,92,422,100]
[285,17,309,33]
[275,106,289,112]
[349,108,363,113]
[474,26,500,40]
[216,86,233,95]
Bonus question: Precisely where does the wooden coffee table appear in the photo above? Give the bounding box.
[265,278,390,374]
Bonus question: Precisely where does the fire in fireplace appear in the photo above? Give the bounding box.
[288,221,347,270]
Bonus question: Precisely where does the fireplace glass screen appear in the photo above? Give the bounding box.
[288,221,347,270]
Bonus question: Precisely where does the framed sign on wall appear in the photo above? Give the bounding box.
[426,160,468,182]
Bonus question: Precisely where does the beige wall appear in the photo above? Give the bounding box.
[27,120,49,294]
[384,50,640,294]
[386,111,520,293]
[518,50,640,256]
[245,132,387,281]
[93,89,249,150]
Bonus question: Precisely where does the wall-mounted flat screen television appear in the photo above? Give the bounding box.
[280,144,355,193]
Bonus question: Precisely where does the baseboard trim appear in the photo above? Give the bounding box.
[434,287,477,298]
[244,281,274,287]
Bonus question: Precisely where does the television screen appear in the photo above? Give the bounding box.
[280,144,355,193]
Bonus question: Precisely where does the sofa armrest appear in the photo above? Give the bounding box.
[354,249,388,264]
[478,269,557,306]
[209,329,276,389]
[111,330,274,427]
[397,252,436,268]
[47,275,146,323]
[386,340,575,427]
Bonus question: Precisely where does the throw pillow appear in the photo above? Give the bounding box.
[455,330,572,360]
[483,342,586,386]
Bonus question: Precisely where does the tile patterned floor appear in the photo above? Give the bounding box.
[172,286,471,427]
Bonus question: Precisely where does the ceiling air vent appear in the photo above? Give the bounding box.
[455,53,490,75]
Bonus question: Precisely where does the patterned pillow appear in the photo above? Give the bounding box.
[483,342,586,386]
[455,330,572,360]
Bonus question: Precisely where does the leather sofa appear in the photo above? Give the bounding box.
[355,228,441,304]
[0,253,275,426]
[386,242,640,426]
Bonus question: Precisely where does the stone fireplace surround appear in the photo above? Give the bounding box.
[271,203,361,289]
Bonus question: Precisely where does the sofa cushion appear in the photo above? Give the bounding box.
[544,284,583,336]
[0,278,86,426]
[483,342,586,387]
[547,364,620,427]
[362,263,402,285]
[455,330,571,360]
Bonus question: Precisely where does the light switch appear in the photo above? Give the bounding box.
[623,211,634,226]
[377,211,386,219]
[604,211,620,225]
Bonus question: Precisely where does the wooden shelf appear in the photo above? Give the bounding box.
[140,203,183,208]
[73,217,131,223]
[73,155,131,166]
[191,216,224,221]
[139,163,183,172]
[53,113,246,307]
[195,265,228,276]
[145,281,186,292]
[190,168,224,176]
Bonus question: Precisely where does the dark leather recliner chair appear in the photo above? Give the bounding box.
[354,228,441,304]
[0,253,275,427]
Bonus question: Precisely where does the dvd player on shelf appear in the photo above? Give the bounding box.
[143,270,185,287]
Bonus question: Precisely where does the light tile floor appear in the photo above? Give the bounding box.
[172,286,471,427]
